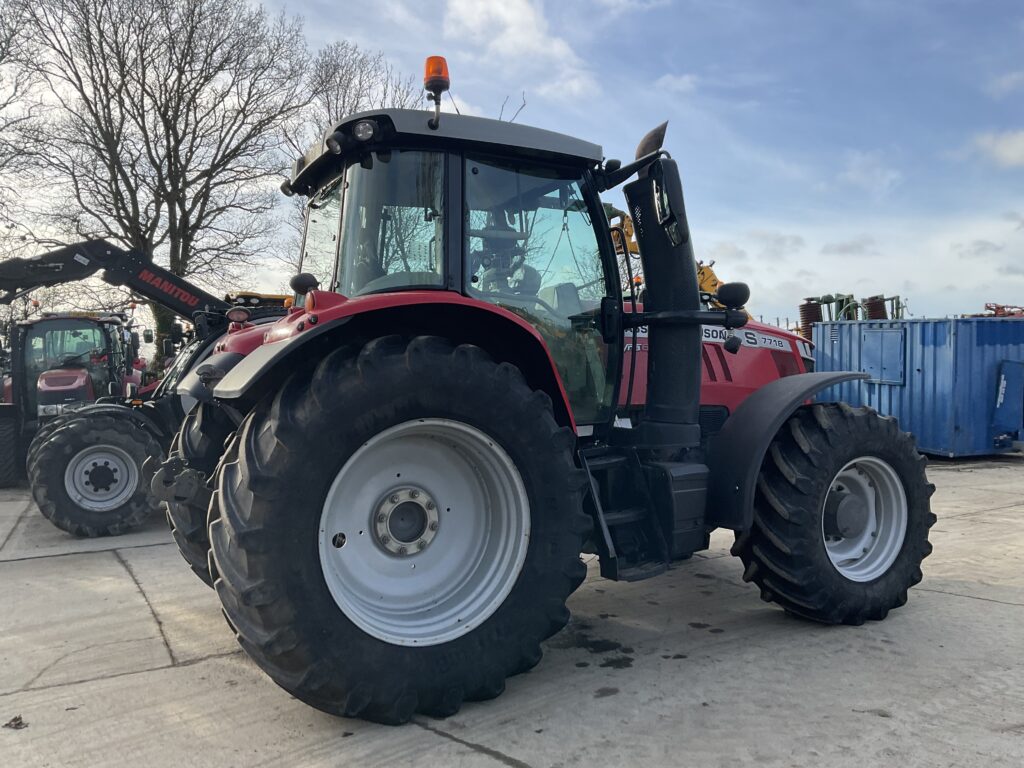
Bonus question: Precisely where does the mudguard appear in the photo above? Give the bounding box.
[46,402,174,447]
[177,351,248,403]
[212,316,350,400]
[705,371,870,531]
[208,295,578,429]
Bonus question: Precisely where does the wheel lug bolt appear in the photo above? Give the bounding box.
[377,513,386,524]
[389,494,399,504]
[380,535,390,544]
[862,547,869,554]
[410,490,420,499]
[425,501,435,510]
[417,540,426,549]
[429,521,439,531]
[398,546,407,555]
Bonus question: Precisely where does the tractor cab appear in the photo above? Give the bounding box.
[289,108,628,429]
[13,313,140,422]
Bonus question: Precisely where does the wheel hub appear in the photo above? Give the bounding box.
[823,490,869,538]
[820,457,909,582]
[318,418,531,646]
[86,463,118,493]
[64,444,139,512]
[373,487,439,556]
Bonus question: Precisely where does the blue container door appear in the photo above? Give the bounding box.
[992,360,1024,447]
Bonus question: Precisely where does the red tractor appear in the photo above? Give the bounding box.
[161,59,935,724]
[0,311,148,484]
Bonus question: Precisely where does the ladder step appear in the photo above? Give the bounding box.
[585,453,627,472]
[616,560,668,582]
[603,507,647,527]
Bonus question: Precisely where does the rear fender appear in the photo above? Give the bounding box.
[706,371,869,531]
[211,300,576,429]
[46,402,174,448]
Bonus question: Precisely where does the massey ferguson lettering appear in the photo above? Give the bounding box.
[137,269,201,308]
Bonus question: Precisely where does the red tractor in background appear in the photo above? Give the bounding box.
[0,240,285,535]
[0,310,148,485]
[156,58,934,725]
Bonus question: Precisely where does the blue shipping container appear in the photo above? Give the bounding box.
[813,318,1024,457]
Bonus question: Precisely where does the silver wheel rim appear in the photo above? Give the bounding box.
[63,445,139,512]
[318,418,531,646]
[821,456,908,582]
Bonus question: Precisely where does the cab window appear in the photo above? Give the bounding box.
[464,156,614,424]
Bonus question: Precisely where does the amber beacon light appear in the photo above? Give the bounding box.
[424,56,450,130]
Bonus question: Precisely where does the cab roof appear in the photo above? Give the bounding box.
[290,108,604,197]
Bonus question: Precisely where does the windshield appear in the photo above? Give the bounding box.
[24,319,114,412]
[26,321,107,371]
[335,150,445,296]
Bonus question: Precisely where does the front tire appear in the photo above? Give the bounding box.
[30,415,163,537]
[164,404,234,587]
[209,336,589,723]
[733,403,936,624]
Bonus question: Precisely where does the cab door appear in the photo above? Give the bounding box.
[463,155,619,426]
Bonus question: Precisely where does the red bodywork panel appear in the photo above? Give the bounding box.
[621,316,812,414]
[221,289,811,433]
[38,368,95,401]
[138,378,161,397]
[220,290,577,426]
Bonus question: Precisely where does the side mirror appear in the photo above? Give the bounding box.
[716,282,750,310]
[126,382,139,399]
[143,329,154,344]
[108,381,121,396]
[162,338,175,357]
[289,272,319,296]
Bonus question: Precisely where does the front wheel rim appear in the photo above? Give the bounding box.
[64,445,139,512]
[821,456,908,582]
[318,418,531,646]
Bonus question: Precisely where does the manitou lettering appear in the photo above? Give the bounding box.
[137,269,200,308]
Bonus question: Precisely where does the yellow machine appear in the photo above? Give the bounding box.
[607,207,747,314]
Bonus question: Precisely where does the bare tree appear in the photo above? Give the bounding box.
[9,0,310,335]
[0,10,36,212]
[280,42,420,278]
[284,41,419,157]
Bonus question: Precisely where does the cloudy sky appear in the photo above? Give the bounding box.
[273,0,1024,324]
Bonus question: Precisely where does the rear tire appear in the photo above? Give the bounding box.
[164,404,234,587]
[0,419,18,487]
[27,414,75,470]
[30,415,163,537]
[732,403,936,624]
[209,336,589,723]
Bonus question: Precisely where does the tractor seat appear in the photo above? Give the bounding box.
[539,283,583,318]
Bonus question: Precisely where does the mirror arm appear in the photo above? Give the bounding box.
[595,150,669,192]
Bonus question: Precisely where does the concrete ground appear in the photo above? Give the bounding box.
[1,457,1022,768]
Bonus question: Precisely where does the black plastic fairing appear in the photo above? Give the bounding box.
[623,157,702,435]
[705,371,870,531]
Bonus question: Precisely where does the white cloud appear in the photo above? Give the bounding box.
[838,151,903,197]
[987,71,1024,98]
[748,230,805,260]
[951,239,1003,258]
[975,131,1024,168]
[444,0,596,100]
[820,236,878,256]
[703,240,748,263]
[654,73,699,94]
